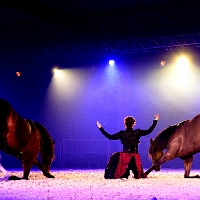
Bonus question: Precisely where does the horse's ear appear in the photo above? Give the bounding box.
[150,138,154,145]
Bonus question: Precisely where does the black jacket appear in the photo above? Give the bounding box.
[99,120,158,153]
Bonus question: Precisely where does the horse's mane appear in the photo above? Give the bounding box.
[156,125,177,142]
[34,121,55,157]
[154,120,187,150]
[25,119,55,160]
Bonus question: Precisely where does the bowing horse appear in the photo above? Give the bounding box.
[0,98,54,180]
[146,113,200,178]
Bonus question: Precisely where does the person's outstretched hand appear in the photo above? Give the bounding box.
[155,114,160,121]
[97,121,102,128]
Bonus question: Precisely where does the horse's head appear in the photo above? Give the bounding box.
[41,139,55,173]
[41,155,54,173]
[148,138,163,171]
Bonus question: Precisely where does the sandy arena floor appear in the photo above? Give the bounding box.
[0,169,200,200]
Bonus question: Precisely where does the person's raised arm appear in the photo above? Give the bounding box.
[155,114,160,121]
[97,121,102,128]
[140,114,160,136]
[96,121,120,140]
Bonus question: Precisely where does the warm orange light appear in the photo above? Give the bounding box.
[160,61,165,66]
[16,72,21,76]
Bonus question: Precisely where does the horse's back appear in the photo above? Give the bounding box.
[0,99,40,161]
[181,114,200,141]
[187,114,200,146]
[188,114,200,132]
[0,99,30,149]
[169,114,200,156]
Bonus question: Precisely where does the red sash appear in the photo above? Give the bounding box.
[114,153,147,179]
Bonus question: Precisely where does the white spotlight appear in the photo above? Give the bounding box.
[52,67,58,74]
[52,67,64,78]
[109,60,115,66]
[176,56,189,70]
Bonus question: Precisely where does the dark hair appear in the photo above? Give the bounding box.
[124,116,136,128]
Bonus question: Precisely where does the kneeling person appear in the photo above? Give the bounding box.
[97,114,159,179]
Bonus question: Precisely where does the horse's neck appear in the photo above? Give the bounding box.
[155,137,168,151]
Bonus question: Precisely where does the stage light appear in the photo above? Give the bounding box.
[160,61,165,66]
[52,67,64,79]
[109,60,115,66]
[16,71,21,76]
[52,67,58,74]
[176,56,189,69]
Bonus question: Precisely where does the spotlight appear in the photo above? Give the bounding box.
[160,61,165,67]
[52,68,58,74]
[16,71,21,76]
[176,56,189,68]
[109,60,115,66]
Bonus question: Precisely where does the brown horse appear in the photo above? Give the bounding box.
[0,98,54,180]
[146,114,200,178]
[25,119,55,173]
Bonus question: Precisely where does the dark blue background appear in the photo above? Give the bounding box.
[1,50,200,170]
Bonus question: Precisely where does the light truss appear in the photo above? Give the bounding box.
[2,33,200,59]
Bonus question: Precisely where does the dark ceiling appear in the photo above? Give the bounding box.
[1,0,200,57]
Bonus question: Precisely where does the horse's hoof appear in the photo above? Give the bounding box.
[47,174,55,178]
[8,175,21,180]
[184,175,200,178]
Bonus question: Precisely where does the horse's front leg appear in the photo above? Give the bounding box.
[145,152,172,175]
[145,154,170,175]
[154,149,178,171]
[183,156,199,178]
[8,160,32,180]
[145,164,156,175]
[22,160,33,180]
[145,150,177,175]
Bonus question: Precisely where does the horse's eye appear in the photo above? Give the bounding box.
[149,147,152,154]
